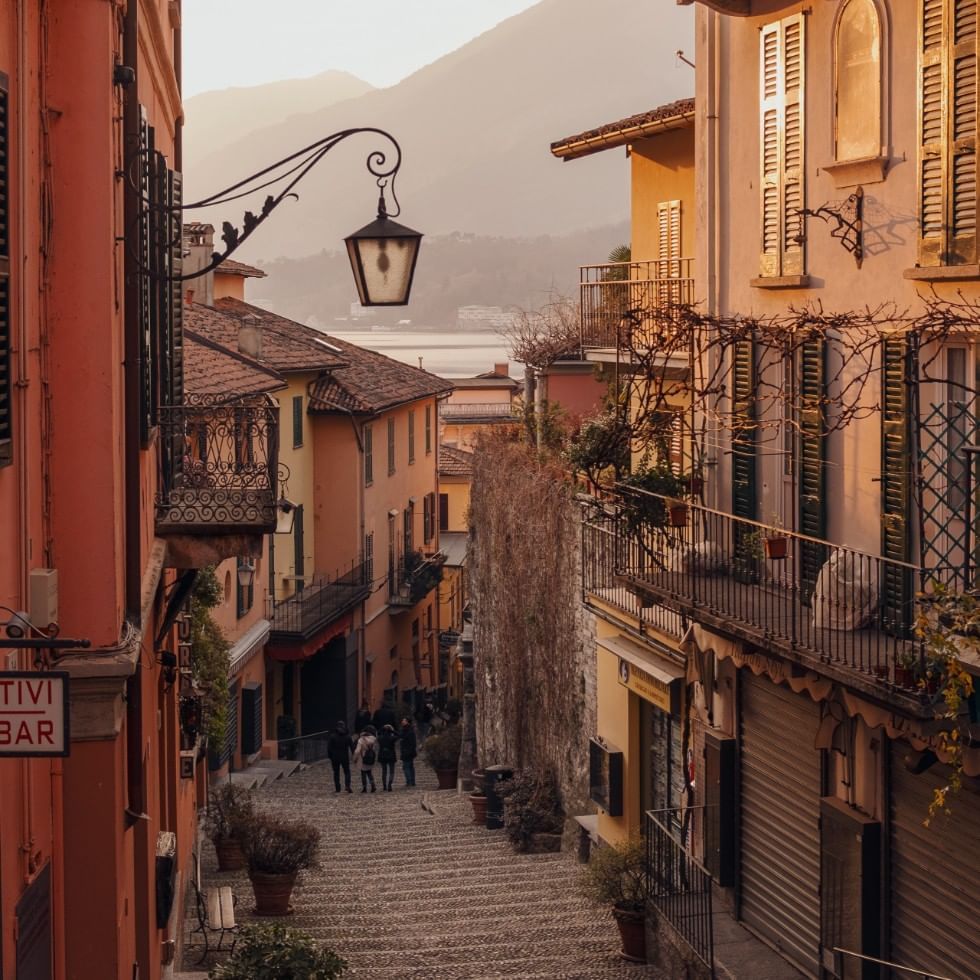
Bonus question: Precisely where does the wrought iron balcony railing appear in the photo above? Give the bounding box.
[268,561,370,640]
[388,550,445,608]
[440,403,514,419]
[579,259,694,350]
[156,393,280,536]
[582,488,928,699]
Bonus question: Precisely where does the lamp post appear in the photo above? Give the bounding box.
[132,127,422,306]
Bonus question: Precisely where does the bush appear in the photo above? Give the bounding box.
[204,784,255,844]
[208,923,346,980]
[579,838,649,913]
[499,768,565,852]
[422,724,461,770]
[241,815,320,876]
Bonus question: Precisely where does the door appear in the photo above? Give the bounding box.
[300,635,349,736]
[740,671,822,976]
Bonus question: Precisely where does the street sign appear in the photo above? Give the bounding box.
[0,671,70,757]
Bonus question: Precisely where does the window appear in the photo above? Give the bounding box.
[834,0,882,162]
[365,531,374,583]
[0,74,10,468]
[389,645,398,660]
[439,492,449,532]
[387,511,397,592]
[946,347,970,510]
[387,417,396,475]
[364,424,373,485]
[292,395,303,448]
[759,15,805,278]
[918,0,978,266]
[425,404,432,454]
[408,410,416,463]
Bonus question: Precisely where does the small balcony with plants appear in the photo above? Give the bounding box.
[156,394,280,553]
[579,258,694,353]
[582,482,939,711]
[388,549,445,611]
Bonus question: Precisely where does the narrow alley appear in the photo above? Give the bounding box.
[183,763,665,979]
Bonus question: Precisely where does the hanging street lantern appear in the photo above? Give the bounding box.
[345,203,423,307]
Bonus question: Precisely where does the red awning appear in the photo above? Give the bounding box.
[265,612,352,661]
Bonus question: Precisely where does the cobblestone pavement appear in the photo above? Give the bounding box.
[185,762,664,979]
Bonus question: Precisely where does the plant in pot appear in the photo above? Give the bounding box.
[499,768,565,854]
[732,527,764,584]
[240,814,320,916]
[208,922,346,979]
[422,723,461,789]
[580,838,650,962]
[895,649,917,689]
[205,784,255,872]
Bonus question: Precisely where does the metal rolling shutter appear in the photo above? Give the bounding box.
[740,671,821,976]
[889,745,980,980]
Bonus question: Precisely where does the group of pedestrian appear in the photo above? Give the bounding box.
[326,699,421,794]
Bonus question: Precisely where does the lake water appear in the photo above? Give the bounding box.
[326,328,521,379]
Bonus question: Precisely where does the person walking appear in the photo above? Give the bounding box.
[352,725,378,793]
[399,717,417,788]
[326,720,353,793]
[353,700,372,734]
[372,700,396,732]
[415,699,434,743]
[378,724,398,792]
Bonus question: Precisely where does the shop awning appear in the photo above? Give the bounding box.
[597,634,685,716]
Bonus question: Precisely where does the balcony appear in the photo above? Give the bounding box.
[156,394,280,540]
[579,259,693,351]
[267,562,370,642]
[582,488,930,707]
[440,402,514,422]
[388,550,445,611]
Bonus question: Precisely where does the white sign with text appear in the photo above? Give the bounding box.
[0,672,70,756]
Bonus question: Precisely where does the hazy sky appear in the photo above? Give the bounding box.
[182,0,542,97]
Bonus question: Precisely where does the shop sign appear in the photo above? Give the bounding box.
[618,657,682,716]
[0,672,70,756]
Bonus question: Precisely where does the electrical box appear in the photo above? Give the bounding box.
[29,569,58,631]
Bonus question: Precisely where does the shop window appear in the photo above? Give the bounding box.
[835,0,882,162]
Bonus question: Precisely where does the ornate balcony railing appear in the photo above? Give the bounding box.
[579,259,693,350]
[268,561,370,640]
[156,393,280,536]
[389,550,445,608]
[582,488,927,698]
[440,403,514,419]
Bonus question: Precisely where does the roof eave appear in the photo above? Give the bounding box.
[550,111,695,162]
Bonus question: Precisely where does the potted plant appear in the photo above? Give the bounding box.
[422,724,461,789]
[580,838,650,962]
[667,498,689,527]
[499,768,565,853]
[895,649,917,689]
[763,533,788,560]
[922,655,945,696]
[733,527,764,584]
[470,768,488,824]
[240,815,320,916]
[208,922,346,979]
[205,784,255,872]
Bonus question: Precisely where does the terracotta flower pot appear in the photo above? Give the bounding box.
[470,793,488,825]
[213,837,245,872]
[435,768,458,790]
[764,536,788,560]
[894,666,915,689]
[668,504,688,528]
[612,906,647,962]
[249,870,297,916]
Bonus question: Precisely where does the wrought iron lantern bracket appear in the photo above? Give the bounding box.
[794,185,864,268]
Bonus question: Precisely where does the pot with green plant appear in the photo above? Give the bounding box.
[423,723,461,789]
[499,768,565,854]
[733,527,764,584]
[205,784,255,872]
[241,814,320,916]
[895,649,917,689]
[208,922,347,980]
[580,838,650,962]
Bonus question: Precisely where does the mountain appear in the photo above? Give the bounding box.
[182,70,375,178]
[182,0,694,261]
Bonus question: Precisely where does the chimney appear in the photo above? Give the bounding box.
[238,314,263,359]
[185,288,194,307]
[493,362,509,378]
[181,223,215,306]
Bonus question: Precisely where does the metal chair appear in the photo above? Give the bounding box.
[187,852,239,964]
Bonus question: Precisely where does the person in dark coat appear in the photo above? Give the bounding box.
[372,700,397,732]
[327,720,354,793]
[399,717,417,787]
[377,724,399,791]
[353,700,372,734]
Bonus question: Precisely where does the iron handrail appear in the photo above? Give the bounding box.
[833,948,953,980]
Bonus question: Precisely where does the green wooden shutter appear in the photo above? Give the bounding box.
[949,0,978,264]
[169,170,184,406]
[292,395,303,448]
[293,504,305,592]
[798,339,828,602]
[138,113,153,444]
[732,338,758,523]
[881,338,913,635]
[364,424,373,484]
[760,23,782,277]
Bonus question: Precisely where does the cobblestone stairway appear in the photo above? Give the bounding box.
[185,762,664,979]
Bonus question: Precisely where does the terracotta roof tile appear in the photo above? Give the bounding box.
[218,259,267,279]
[184,331,286,396]
[186,300,346,373]
[439,444,474,477]
[551,97,695,161]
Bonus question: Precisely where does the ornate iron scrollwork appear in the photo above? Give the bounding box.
[794,186,864,267]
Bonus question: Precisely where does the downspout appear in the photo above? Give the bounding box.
[122,0,141,622]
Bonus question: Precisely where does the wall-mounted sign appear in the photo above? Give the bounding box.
[617,656,683,717]
[0,671,70,756]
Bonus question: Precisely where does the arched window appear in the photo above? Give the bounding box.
[834,0,882,162]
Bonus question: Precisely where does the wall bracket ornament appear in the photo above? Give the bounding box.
[794,186,864,268]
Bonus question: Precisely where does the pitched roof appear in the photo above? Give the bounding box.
[439,444,474,477]
[550,97,695,161]
[186,299,346,373]
[218,259,267,279]
[184,330,286,396]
